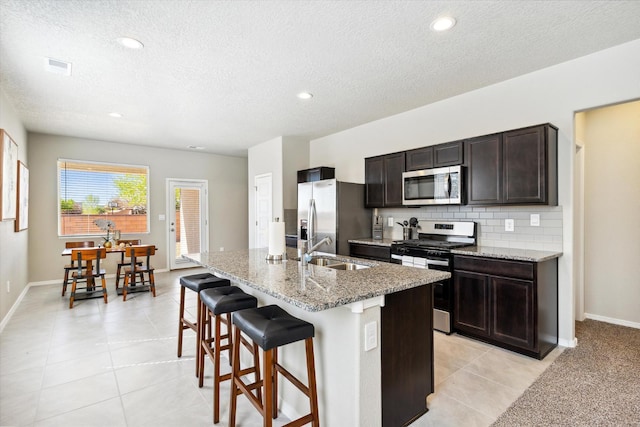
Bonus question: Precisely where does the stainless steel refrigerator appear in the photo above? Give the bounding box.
[298,179,371,255]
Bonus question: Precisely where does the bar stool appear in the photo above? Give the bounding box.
[178,273,230,376]
[198,286,260,423]
[229,305,320,427]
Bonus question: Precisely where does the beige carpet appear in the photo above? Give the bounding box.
[492,319,640,426]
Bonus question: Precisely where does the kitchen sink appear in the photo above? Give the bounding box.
[326,263,370,270]
[308,257,342,267]
[308,257,371,270]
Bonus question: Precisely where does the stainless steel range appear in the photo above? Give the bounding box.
[391,220,477,334]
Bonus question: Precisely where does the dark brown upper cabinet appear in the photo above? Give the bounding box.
[466,124,557,206]
[365,152,405,207]
[405,141,463,171]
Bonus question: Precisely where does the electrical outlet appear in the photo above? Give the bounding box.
[530,214,540,226]
[219,247,224,251]
[6,281,10,293]
[387,217,394,227]
[364,321,377,351]
[505,219,515,232]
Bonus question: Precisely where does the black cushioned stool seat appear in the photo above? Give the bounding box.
[177,273,230,377]
[200,286,258,315]
[198,286,259,423]
[180,273,229,292]
[229,304,319,427]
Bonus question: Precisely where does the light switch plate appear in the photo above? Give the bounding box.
[364,321,377,351]
[505,219,515,232]
[530,214,540,226]
[158,214,166,221]
[387,217,394,227]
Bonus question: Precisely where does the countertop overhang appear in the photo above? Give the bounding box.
[184,248,449,312]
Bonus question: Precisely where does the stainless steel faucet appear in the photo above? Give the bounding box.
[300,236,333,266]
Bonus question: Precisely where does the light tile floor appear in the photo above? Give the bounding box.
[0,269,562,426]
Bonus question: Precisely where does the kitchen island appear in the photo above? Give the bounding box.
[184,248,449,427]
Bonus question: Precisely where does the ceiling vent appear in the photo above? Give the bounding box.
[44,57,72,76]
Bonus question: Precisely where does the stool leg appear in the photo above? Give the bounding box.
[115,264,122,289]
[177,286,186,357]
[229,326,241,427]
[195,294,202,377]
[263,348,274,427]
[272,348,278,419]
[306,338,320,427]
[198,299,208,388]
[213,313,222,423]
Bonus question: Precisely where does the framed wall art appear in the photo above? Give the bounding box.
[1,129,18,221]
[15,161,29,231]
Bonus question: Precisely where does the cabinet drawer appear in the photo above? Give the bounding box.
[350,243,391,262]
[454,255,534,280]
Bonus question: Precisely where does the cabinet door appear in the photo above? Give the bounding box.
[465,134,502,205]
[434,141,463,167]
[384,152,406,207]
[490,276,535,350]
[405,146,433,171]
[503,125,547,204]
[453,270,490,337]
[365,156,385,207]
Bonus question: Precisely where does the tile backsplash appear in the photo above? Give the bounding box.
[378,205,563,252]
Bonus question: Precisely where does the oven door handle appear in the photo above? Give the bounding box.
[425,259,449,267]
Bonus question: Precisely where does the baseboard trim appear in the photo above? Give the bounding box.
[584,313,640,330]
[0,282,32,334]
[559,337,578,348]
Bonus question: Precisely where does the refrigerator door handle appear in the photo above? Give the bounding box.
[308,198,316,247]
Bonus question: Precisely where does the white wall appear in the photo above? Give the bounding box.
[248,136,310,246]
[0,88,28,326]
[310,38,640,345]
[27,133,248,282]
[583,100,640,326]
[248,137,283,248]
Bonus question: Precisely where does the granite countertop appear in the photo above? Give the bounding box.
[184,248,448,312]
[451,246,562,262]
[348,238,395,247]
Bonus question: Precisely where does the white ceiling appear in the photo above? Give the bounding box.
[1,1,639,157]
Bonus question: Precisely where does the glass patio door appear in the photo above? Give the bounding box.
[167,179,208,269]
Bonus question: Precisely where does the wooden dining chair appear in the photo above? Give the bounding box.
[114,239,143,291]
[122,245,156,301]
[62,240,95,296]
[69,248,108,309]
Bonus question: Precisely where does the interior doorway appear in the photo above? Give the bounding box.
[574,99,640,327]
[167,179,209,269]
[254,173,272,248]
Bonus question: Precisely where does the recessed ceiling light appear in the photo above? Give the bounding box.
[108,112,123,118]
[297,92,313,100]
[188,145,205,150]
[430,16,456,32]
[117,37,144,49]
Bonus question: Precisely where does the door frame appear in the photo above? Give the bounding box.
[166,178,209,270]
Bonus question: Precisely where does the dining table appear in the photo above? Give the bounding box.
[61,244,157,296]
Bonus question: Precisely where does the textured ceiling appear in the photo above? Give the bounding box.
[1,1,639,157]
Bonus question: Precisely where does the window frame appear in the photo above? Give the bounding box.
[57,158,150,237]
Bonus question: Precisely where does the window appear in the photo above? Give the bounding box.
[58,159,149,237]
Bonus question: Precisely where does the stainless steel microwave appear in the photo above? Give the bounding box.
[402,165,463,205]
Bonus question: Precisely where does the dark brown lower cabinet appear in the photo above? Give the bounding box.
[453,255,558,359]
[349,242,391,262]
[381,284,434,426]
